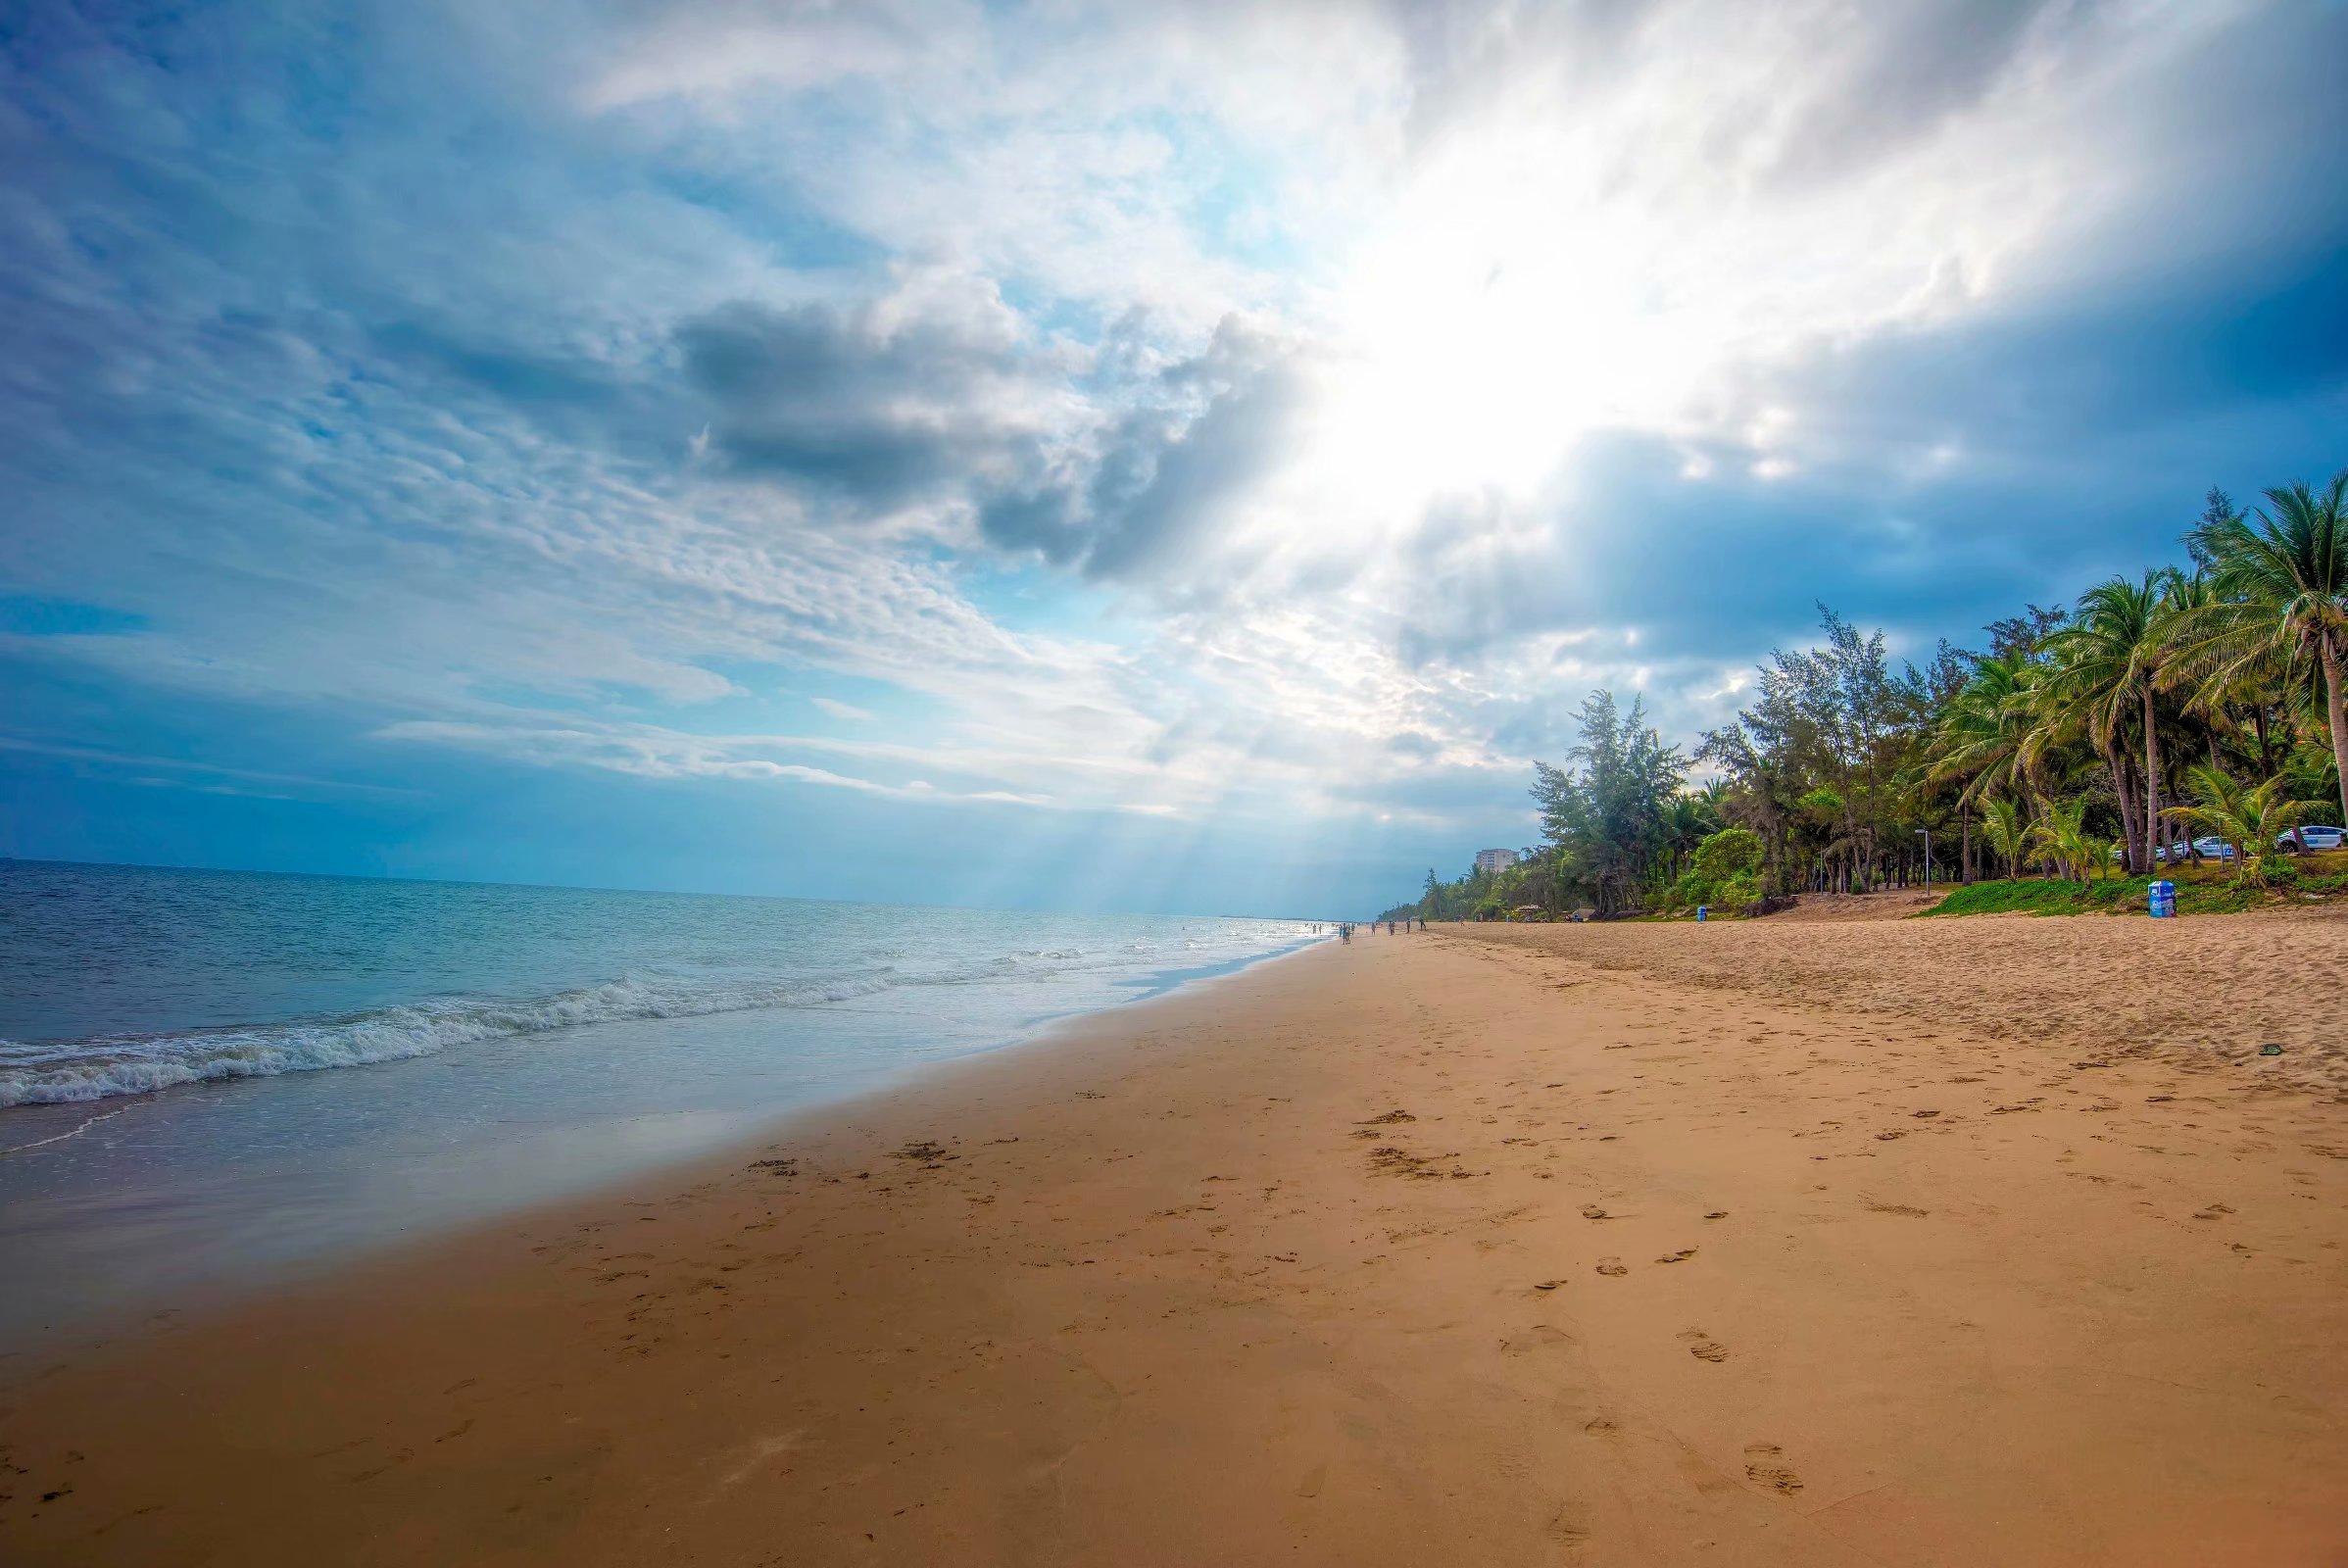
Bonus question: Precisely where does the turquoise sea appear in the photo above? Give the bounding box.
[0,860,1322,1341]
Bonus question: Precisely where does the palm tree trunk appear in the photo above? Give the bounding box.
[2324,636,2348,830]
[2105,748,2142,873]
[2142,686,2164,879]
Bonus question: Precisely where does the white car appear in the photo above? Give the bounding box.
[2277,824,2345,853]
[2189,835,2237,860]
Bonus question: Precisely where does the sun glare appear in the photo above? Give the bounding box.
[1303,126,1722,522]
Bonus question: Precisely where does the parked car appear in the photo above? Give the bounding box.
[2276,824,2346,853]
[2189,836,2237,860]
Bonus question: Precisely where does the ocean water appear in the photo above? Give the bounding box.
[0,860,1323,1341]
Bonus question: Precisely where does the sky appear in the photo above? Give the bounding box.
[3,0,2346,916]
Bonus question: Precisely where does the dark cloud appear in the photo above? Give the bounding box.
[1384,446,1866,673]
[667,295,1310,569]
[1390,0,2068,180]
[373,322,633,413]
[979,318,1308,580]
[1752,0,2057,189]
[675,293,1044,503]
[1786,259,2348,467]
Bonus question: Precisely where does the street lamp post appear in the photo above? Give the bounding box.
[1915,827,1932,887]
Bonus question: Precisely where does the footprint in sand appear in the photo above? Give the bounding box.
[1595,1256,1628,1277]
[1654,1248,1696,1263]
[1742,1442,1802,1495]
[1581,1204,1614,1220]
[1703,1210,1729,1220]
[1545,1505,1591,1547]
[1679,1329,1729,1362]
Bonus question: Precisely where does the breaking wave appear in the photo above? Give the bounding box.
[0,911,1322,1110]
[0,971,903,1108]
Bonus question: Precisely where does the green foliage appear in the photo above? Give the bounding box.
[2026,795,2105,882]
[1530,690,1687,916]
[1796,786,1845,815]
[2279,743,2342,821]
[2175,472,2348,830]
[2159,763,2323,885]
[1666,826,1767,911]
[1688,826,1764,882]
[1927,652,2037,808]
[1712,872,1762,911]
[1699,607,1949,898]
[1979,797,2028,878]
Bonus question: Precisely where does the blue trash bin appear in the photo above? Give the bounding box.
[2149,879,2176,918]
[1695,906,1708,922]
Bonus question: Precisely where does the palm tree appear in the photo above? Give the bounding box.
[2175,471,2348,829]
[1926,653,2037,807]
[2026,795,2097,883]
[1657,791,1723,881]
[1979,796,2028,879]
[2159,764,2324,885]
[1925,652,2048,882]
[2041,571,2182,873]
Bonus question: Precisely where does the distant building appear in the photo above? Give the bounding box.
[1475,848,1520,875]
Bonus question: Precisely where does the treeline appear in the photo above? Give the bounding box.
[1393,472,2347,920]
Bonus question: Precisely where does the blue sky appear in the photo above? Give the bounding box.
[3,0,2345,915]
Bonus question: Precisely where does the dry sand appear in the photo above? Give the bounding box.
[2,911,2342,1566]
[1475,902,2348,1097]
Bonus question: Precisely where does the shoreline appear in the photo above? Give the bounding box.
[3,920,2341,1565]
[0,931,1329,1353]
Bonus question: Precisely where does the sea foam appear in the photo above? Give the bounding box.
[0,971,899,1107]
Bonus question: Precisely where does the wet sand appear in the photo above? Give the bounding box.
[2,915,2342,1565]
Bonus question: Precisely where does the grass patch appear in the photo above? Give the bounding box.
[1922,858,2348,918]
[1922,879,2119,916]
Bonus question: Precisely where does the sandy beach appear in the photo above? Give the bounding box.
[2,912,2342,1566]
